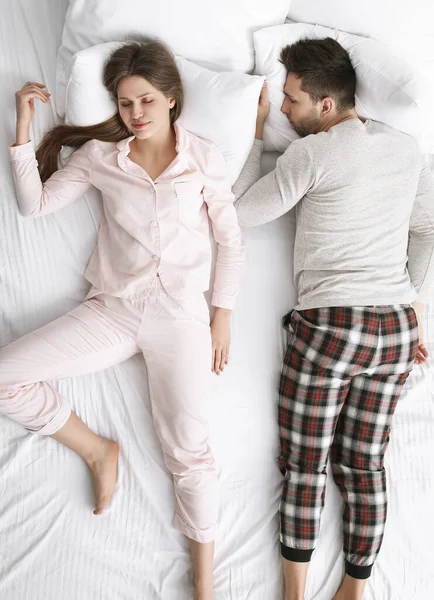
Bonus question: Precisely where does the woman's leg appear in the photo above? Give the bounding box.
[0,294,140,513]
[189,539,215,600]
[139,287,216,599]
[50,411,120,515]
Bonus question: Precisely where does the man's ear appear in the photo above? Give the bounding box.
[321,97,333,118]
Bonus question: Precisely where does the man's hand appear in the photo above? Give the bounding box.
[255,82,270,140]
[412,302,429,365]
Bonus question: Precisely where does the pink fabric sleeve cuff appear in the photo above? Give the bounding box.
[211,292,236,310]
[9,141,35,161]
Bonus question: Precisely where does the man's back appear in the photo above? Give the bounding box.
[235,118,434,311]
[293,118,426,309]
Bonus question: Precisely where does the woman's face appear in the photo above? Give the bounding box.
[117,75,175,140]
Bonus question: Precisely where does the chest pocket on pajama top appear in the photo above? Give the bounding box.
[174,181,204,226]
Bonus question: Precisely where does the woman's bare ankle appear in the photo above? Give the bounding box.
[87,440,120,515]
[84,437,118,466]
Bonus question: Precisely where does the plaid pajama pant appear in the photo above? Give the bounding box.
[278,305,418,580]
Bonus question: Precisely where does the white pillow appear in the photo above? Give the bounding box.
[287,0,434,40]
[254,23,433,153]
[65,43,265,185]
[56,0,291,117]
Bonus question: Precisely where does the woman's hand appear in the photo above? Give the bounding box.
[255,82,270,140]
[412,302,429,365]
[210,308,231,375]
[15,82,50,145]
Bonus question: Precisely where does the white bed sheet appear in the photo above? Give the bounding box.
[1,3,434,599]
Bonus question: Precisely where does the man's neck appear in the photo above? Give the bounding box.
[320,109,359,133]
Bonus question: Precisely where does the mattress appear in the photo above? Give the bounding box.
[1,2,434,599]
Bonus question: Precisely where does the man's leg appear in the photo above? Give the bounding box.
[330,305,418,599]
[278,309,352,600]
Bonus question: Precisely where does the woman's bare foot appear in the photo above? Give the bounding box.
[49,412,120,515]
[85,439,119,515]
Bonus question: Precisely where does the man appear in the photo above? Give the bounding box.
[234,38,434,600]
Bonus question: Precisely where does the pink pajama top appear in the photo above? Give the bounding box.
[9,123,245,309]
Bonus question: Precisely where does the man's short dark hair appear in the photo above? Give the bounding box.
[280,37,356,112]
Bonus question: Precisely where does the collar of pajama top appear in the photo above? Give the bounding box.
[116,122,190,178]
[9,123,245,309]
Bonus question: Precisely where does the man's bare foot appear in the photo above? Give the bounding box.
[332,574,367,600]
[85,439,119,515]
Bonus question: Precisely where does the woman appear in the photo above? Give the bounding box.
[3,40,245,599]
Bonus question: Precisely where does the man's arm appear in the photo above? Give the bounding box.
[408,161,434,363]
[233,82,315,228]
[408,162,434,302]
[231,139,264,201]
[233,138,316,228]
[231,95,268,201]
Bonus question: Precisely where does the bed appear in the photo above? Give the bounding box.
[1,2,434,599]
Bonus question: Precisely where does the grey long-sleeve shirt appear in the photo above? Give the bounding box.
[234,118,434,310]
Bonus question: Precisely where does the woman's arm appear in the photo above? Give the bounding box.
[203,144,245,311]
[14,81,51,146]
[202,143,246,375]
[10,82,93,217]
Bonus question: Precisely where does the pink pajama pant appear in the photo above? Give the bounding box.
[0,278,217,543]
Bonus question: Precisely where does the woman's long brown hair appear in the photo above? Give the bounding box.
[36,39,184,182]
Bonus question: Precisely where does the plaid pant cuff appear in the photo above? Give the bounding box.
[281,543,314,563]
[345,560,373,580]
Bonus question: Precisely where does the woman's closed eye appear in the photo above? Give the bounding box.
[120,99,153,107]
